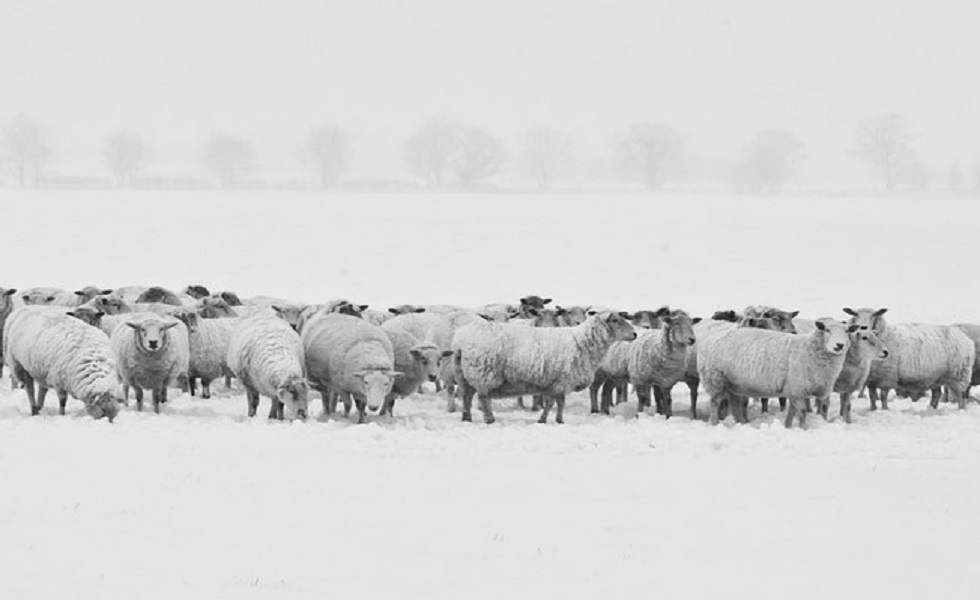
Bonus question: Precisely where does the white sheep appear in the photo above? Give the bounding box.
[111,285,149,305]
[698,318,852,428]
[174,311,237,399]
[381,328,450,416]
[843,308,974,409]
[822,329,890,423]
[135,286,184,306]
[627,310,700,417]
[0,286,18,379]
[451,312,637,424]
[952,323,980,397]
[302,313,399,423]
[226,314,309,420]
[382,312,454,353]
[3,306,120,420]
[110,313,190,413]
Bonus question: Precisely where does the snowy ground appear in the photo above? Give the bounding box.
[1,191,979,598]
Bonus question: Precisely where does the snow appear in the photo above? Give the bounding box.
[1,191,979,599]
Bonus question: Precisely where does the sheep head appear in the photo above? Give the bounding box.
[271,305,304,331]
[86,391,120,422]
[842,307,888,334]
[409,344,443,382]
[813,319,850,355]
[276,376,310,420]
[90,295,131,315]
[197,297,237,318]
[217,291,243,306]
[126,318,179,353]
[66,307,105,328]
[849,328,889,361]
[663,310,699,346]
[601,312,637,342]
[183,285,211,299]
[354,369,400,411]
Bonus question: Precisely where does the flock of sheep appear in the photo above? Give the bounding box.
[0,284,977,429]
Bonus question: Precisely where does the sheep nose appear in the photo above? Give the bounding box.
[881,350,889,357]
[148,340,159,349]
[688,337,696,345]
[428,375,438,382]
[297,409,308,420]
[834,343,844,351]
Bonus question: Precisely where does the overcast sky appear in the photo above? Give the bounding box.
[1,0,977,179]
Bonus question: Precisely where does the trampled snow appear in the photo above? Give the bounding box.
[1,191,979,599]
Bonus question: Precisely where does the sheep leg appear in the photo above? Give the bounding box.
[461,385,475,422]
[635,385,651,414]
[20,371,37,414]
[688,381,698,419]
[268,397,283,420]
[517,396,526,409]
[342,393,353,417]
[188,376,197,397]
[709,393,722,426]
[589,379,602,414]
[57,389,68,416]
[245,386,259,417]
[868,386,879,410]
[355,398,367,424]
[225,374,233,389]
[600,381,614,415]
[320,390,332,415]
[840,392,852,423]
[533,395,544,411]
[660,386,673,418]
[616,383,627,405]
[479,394,495,424]
[153,387,166,414]
[932,387,943,406]
[434,379,442,393]
[784,402,797,428]
[555,394,566,424]
[954,387,967,410]
[445,383,457,413]
[135,387,145,412]
[652,385,664,415]
[797,399,808,428]
[761,398,769,413]
[36,386,49,412]
[537,396,554,424]
[879,388,890,410]
[778,397,787,411]
[201,378,212,400]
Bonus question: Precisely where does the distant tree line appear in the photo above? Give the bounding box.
[0,111,975,194]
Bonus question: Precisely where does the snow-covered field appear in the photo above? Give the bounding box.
[1,191,979,599]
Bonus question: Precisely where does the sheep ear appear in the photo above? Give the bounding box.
[74,290,86,296]
[388,308,399,314]
[125,322,140,330]
[359,304,369,311]
[409,349,423,359]
[95,311,105,318]
[693,317,702,324]
[3,289,15,296]
[873,308,888,316]
[847,324,860,333]
[655,306,671,317]
[586,310,597,316]
[556,308,567,316]
[479,314,493,322]
[815,320,827,331]
[441,350,454,358]
[542,298,552,305]
[618,311,630,319]
[161,321,180,331]
[100,289,113,295]
[527,308,540,317]
[843,307,857,316]
[789,310,800,318]
[414,307,426,313]
[271,305,284,315]
[46,296,55,302]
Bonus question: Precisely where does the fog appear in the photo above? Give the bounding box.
[1,0,978,186]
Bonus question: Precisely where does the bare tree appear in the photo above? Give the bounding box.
[853,113,916,191]
[403,116,460,190]
[202,133,257,188]
[520,125,572,191]
[611,122,687,189]
[103,131,154,187]
[732,129,806,193]
[2,113,53,187]
[298,125,353,189]
[452,126,506,189]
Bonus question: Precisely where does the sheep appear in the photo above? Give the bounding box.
[361,309,392,327]
[388,304,428,315]
[226,314,309,420]
[238,303,306,332]
[952,323,980,398]
[380,328,450,416]
[215,291,243,306]
[475,303,517,322]
[3,306,120,420]
[516,295,552,318]
[111,285,148,305]
[820,330,890,423]
[65,305,107,329]
[382,312,454,352]
[86,295,131,315]
[20,287,73,306]
[110,313,190,413]
[452,312,637,424]
[844,307,974,409]
[0,286,18,378]
[628,309,700,417]
[698,318,852,428]
[183,285,211,299]
[173,311,237,400]
[303,313,399,423]
[135,286,183,306]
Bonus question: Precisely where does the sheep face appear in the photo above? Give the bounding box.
[66,307,105,328]
[218,291,243,306]
[664,311,699,346]
[814,319,850,355]
[126,319,179,353]
[410,344,443,382]
[334,303,368,318]
[184,285,211,299]
[843,307,888,334]
[528,308,561,328]
[74,286,113,303]
[850,329,889,361]
[602,312,638,342]
[711,310,739,322]
[632,307,672,330]
[271,305,305,331]
[518,295,552,318]
[355,370,398,411]
[557,305,588,326]
[276,376,310,420]
[86,391,120,422]
[198,297,237,318]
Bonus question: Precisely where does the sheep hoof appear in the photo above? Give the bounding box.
[484,416,495,425]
